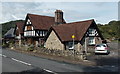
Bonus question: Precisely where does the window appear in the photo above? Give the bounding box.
[32,31,35,36]
[27,26,32,30]
[24,31,35,36]
[89,28,95,36]
[68,42,74,49]
[45,31,47,36]
[43,31,45,36]
[89,37,95,45]
[40,31,42,36]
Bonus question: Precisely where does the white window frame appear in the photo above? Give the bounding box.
[24,30,35,36]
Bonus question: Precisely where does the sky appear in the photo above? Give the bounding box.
[1,2,118,24]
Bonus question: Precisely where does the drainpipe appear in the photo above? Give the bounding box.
[83,35,87,60]
[85,37,87,53]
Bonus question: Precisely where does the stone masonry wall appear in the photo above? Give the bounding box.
[45,30,64,50]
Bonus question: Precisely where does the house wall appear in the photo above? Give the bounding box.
[25,37,39,46]
[95,37,103,44]
[84,36,102,46]
[64,37,102,52]
[16,33,21,39]
[77,42,82,51]
[82,37,103,52]
[27,38,33,45]
[64,42,82,52]
[45,30,64,50]
[81,36,102,49]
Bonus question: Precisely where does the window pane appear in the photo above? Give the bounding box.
[43,31,45,36]
[40,31,42,36]
[68,42,74,49]
[89,37,95,44]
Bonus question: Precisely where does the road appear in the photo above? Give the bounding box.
[107,42,119,50]
[2,48,118,73]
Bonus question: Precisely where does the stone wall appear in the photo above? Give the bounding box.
[45,30,64,50]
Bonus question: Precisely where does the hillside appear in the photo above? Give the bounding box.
[2,20,24,37]
[97,20,120,41]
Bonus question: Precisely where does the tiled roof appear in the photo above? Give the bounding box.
[27,13,55,30]
[15,21,24,34]
[52,19,94,42]
[27,13,66,30]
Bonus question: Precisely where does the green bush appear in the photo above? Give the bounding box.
[2,43,9,48]
[27,44,34,51]
[40,44,45,48]
[97,20,120,41]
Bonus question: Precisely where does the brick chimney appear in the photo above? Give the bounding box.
[55,10,64,25]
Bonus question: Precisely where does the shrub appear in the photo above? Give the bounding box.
[2,43,9,48]
[27,44,34,51]
[38,44,45,48]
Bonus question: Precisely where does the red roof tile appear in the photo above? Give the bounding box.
[27,13,66,30]
[15,21,24,34]
[27,14,55,30]
[52,19,94,42]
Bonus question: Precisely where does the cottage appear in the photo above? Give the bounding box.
[23,10,66,46]
[14,21,24,46]
[45,19,104,51]
[3,28,15,44]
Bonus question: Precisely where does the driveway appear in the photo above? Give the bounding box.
[87,42,119,72]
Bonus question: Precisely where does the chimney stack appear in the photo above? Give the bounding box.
[55,10,64,25]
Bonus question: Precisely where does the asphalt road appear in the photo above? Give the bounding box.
[2,48,118,73]
[107,42,119,50]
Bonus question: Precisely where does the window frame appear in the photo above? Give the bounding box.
[88,37,95,45]
[89,28,95,36]
[68,42,74,50]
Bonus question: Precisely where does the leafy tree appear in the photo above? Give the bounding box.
[97,20,120,41]
[1,20,24,37]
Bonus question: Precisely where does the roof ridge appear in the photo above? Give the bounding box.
[54,19,94,28]
[64,19,94,24]
[27,13,54,18]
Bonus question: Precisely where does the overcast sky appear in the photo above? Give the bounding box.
[1,2,118,24]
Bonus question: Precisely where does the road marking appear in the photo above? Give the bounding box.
[43,69,57,74]
[11,58,31,66]
[0,54,7,58]
[0,54,32,66]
